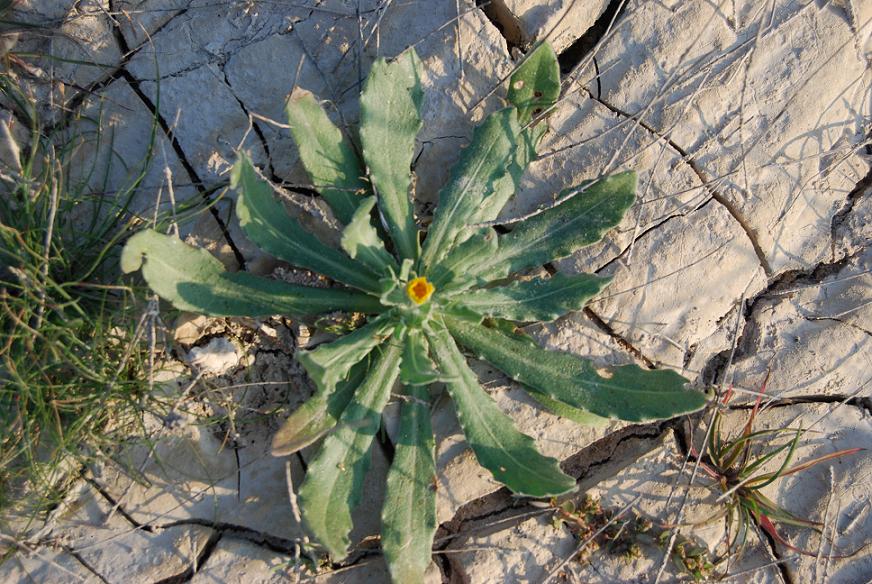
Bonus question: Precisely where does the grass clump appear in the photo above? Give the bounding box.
[0,24,166,528]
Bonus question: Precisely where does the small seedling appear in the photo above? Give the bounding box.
[121,43,708,582]
[691,379,864,559]
[552,496,714,581]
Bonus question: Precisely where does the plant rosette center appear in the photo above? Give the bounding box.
[406,276,435,305]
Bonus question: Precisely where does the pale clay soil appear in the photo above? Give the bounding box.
[1,1,870,583]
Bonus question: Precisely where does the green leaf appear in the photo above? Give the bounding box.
[421,108,523,269]
[428,227,498,290]
[285,88,368,224]
[453,273,611,321]
[526,391,608,427]
[399,327,440,386]
[297,313,397,395]
[444,314,708,421]
[299,340,403,559]
[426,318,576,497]
[381,384,437,584]
[507,42,561,125]
[121,230,381,317]
[340,196,398,275]
[467,172,637,281]
[232,154,382,293]
[359,50,423,261]
[468,124,546,226]
[271,360,368,456]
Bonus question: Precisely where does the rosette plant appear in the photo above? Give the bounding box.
[121,43,707,582]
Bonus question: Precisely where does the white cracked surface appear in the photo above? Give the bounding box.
[2,0,869,582]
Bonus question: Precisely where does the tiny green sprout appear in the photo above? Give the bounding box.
[692,377,864,561]
[120,42,708,583]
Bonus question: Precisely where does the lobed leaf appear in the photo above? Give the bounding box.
[285,88,368,224]
[271,360,368,456]
[426,318,576,497]
[507,42,561,125]
[232,154,382,293]
[299,340,403,559]
[340,196,398,275]
[381,384,437,584]
[297,312,396,395]
[444,314,708,421]
[359,50,423,261]
[452,272,611,321]
[420,108,523,269]
[120,230,380,317]
[465,172,637,281]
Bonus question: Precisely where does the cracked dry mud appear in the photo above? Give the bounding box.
[1,0,870,582]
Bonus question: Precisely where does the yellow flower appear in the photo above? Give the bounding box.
[406,276,435,305]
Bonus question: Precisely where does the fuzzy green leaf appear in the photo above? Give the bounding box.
[400,327,440,386]
[428,227,498,290]
[444,314,708,421]
[467,172,637,281]
[468,124,546,227]
[271,360,368,456]
[285,88,367,224]
[508,42,561,125]
[381,384,437,584]
[297,313,396,395]
[120,230,380,317]
[526,391,608,427]
[421,108,523,269]
[426,318,576,497]
[340,196,398,275]
[453,273,611,321]
[359,50,423,261]
[299,340,403,559]
[232,154,381,293]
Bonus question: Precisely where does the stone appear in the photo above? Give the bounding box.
[503,0,611,53]
[576,0,871,274]
[188,336,241,376]
[63,80,200,229]
[189,537,293,584]
[0,547,99,583]
[727,246,872,401]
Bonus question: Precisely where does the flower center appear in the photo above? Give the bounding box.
[406,276,435,305]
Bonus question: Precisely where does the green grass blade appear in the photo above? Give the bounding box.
[381,384,438,584]
[421,108,522,269]
[467,172,637,281]
[232,154,382,293]
[298,340,403,559]
[297,312,397,395]
[452,272,611,322]
[285,88,368,224]
[271,360,368,456]
[444,314,708,421]
[340,196,398,275]
[120,230,381,317]
[359,50,423,261]
[426,318,576,497]
[508,42,561,125]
